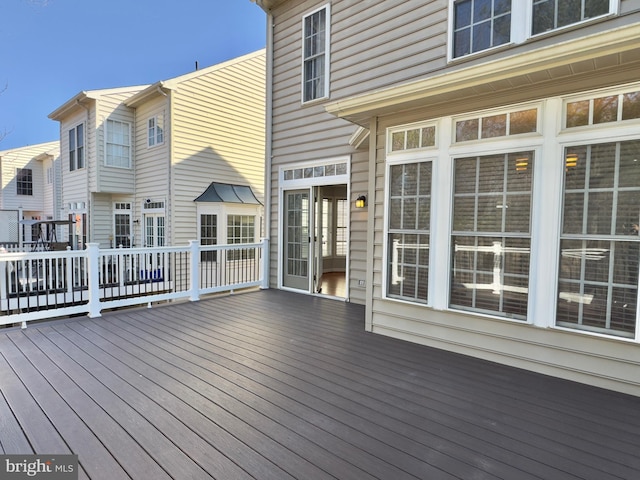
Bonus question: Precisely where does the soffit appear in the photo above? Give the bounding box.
[325,23,640,126]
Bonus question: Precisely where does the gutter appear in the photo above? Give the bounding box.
[263,10,274,281]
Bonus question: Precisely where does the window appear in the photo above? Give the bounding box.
[387,161,432,303]
[47,167,53,185]
[335,199,348,256]
[69,124,84,171]
[455,108,538,142]
[453,0,512,58]
[16,168,33,196]
[450,152,533,319]
[114,203,131,247]
[450,1,616,59]
[200,214,217,262]
[106,119,131,168]
[390,125,436,152]
[532,0,610,35]
[557,140,640,338]
[565,89,640,128]
[302,4,330,103]
[227,215,255,260]
[148,115,164,147]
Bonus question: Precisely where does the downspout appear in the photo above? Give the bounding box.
[263,11,274,286]
[76,98,91,245]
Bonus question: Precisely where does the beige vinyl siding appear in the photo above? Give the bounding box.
[90,193,113,248]
[170,52,266,246]
[61,109,90,208]
[94,91,141,194]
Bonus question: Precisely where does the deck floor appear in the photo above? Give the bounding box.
[1,289,639,480]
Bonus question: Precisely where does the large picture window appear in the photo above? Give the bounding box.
[106,119,131,168]
[450,151,534,319]
[557,140,640,338]
[302,5,329,103]
[387,161,432,303]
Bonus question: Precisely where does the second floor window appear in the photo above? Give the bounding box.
[302,4,330,103]
[453,0,512,59]
[106,119,131,168]
[69,123,84,171]
[148,115,164,147]
[451,0,616,59]
[16,168,33,195]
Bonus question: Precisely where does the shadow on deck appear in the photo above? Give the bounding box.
[0,289,639,479]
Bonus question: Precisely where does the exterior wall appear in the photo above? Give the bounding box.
[59,108,90,212]
[264,0,640,395]
[170,50,266,246]
[132,95,170,246]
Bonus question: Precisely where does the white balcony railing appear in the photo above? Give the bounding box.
[0,239,269,328]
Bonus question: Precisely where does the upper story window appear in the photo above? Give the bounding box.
[532,0,610,35]
[453,0,512,58]
[16,168,33,196]
[390,124,436,153]
[450,0,617,60]
[69,123,84,171]
[148,115,164,147]
[106,119,131,168]
[302,4,330,103]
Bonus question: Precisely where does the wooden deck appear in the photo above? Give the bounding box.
[1,289,639,480]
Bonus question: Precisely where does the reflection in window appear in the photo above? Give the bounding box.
[456,108,537,142]
[532,0,609,35]
[450,151,534,319]
[387,161,431,303]
[558,140,640,338]
[453,0,511,58]
[566,91,640,128]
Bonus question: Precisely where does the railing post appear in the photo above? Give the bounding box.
[86,243,102,318]
[260,237,269,290]
[189,240,200,302]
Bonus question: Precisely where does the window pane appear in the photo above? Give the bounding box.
[557,0,581,28]
[563,146,587,190]
[532,0,554,34]
[586,191,613,235]
[585,0,610,17]
[478,155,504,193]
[566,100,590,127]
[593,96,618,124]
[481,114,507,138]
[391,131,405,151]
[588,143,616,189]
[406,129,420,149]
[454,157,477,194]
[622,92,640,120]
[510,109,537,134]
[562,192,585,234]
[472,20,491,52]
[454,28,471,58]
[421,126,436,147]
[456,118,479,142]
[455,0,472,29]
[619,140,640,188]
[453,196,476,231]
[616,191,640,236]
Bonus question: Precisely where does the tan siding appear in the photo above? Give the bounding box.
[170,52,266,246]
[60,109,90,208]
[90,193,113,248]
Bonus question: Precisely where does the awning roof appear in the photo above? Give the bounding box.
[194,183,262,205]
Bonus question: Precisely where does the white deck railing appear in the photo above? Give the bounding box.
[0,239,269,328]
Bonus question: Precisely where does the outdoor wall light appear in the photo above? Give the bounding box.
[355,195,367,208]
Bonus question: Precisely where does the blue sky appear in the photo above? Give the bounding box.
[0,0,266,150]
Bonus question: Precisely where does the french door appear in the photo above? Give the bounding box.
[283,189,311,290]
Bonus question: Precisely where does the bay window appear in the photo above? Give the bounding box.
[384,82,640,343]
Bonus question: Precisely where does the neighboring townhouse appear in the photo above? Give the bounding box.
[252,0,640,396]
[0,141,61,246]
[48,49,265,251]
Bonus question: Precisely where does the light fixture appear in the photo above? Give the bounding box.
[565,153,578,169]
[355,195,367,208]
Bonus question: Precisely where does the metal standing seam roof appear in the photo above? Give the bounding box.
[193,182,262,205]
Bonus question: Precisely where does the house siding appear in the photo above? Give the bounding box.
[170,51,266,246]
[264,0,640,396]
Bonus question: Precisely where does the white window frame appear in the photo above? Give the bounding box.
[105,119,132,169]
[301,3,331,104]
[447,0,619,61]
[148,114,164,148]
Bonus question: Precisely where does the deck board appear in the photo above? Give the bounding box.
[1,289,639,479]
